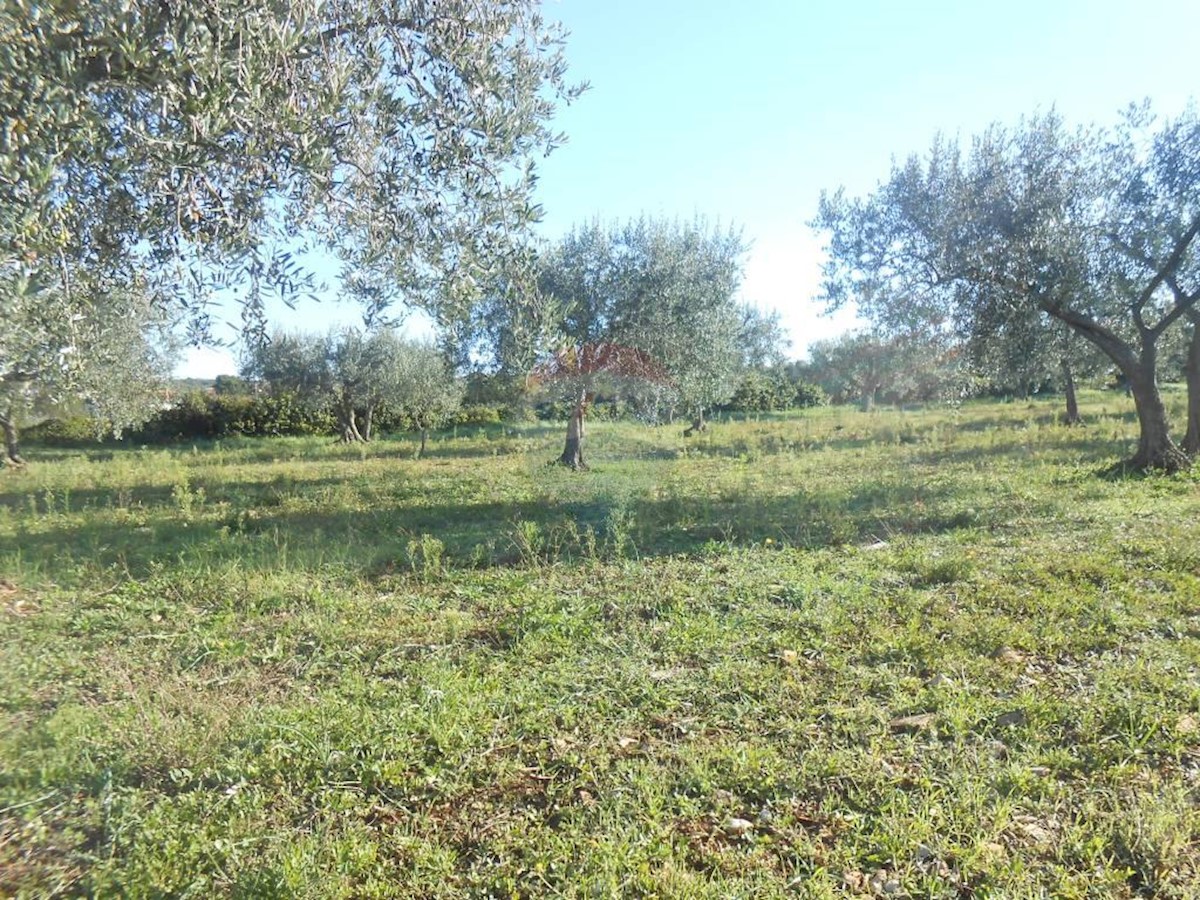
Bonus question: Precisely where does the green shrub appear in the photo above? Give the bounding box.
[449,404,503,427]
[792,380,828,408]
[130,391,334,442]
[721,370,827,412]
[22,416,103,447]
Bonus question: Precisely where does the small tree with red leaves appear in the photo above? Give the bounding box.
[531,342,673,469]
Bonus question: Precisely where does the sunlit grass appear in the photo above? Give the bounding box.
[2,390,1199,897]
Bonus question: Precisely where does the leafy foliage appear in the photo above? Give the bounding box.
[130,390,334,441]
[244,329,461,444]
[1,0,584,332]
[814,104,1200,467]
[802,330,964,409]
[0,266,173,462]
[720,368,826,412]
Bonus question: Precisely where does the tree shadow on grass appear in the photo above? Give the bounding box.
[2,472,1015,583]
[912,440,1130,469]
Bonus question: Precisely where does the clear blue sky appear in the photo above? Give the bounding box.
[181,0,1199,376]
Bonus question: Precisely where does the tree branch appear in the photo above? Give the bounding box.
[1041,302,1140,372]
[1118,213,1200,325]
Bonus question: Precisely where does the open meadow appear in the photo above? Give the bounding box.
[3,392,1200,898]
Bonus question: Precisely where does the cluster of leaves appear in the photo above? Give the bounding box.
[0,267,173,462]
[1,0,584,330]
[798,331,968,410]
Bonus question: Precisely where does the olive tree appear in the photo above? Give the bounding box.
[0,267,172,464]
[804,330,960,410]
[246,329,460,447]
[522,218,764,466]
[390,340,463,456]
[815,105,1200,470]
[2,1,583,349]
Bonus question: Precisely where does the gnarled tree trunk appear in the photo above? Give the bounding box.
[338,405,365,443]
[1184,315,1200,455]
[419,427,429,457]
[1050,307,1189,472]
[683,408,707,436]
[1,411,24,467]
[1125,348,1189,472]
[556,392,588,469]
[1060,358,1081,425]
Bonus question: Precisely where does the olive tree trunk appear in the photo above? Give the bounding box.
[1051,308,1189,472]
[0,411,24,467]
[860,384,878,412]
[556,392,588,469]
[1125,350,1189,471]
[1184,315,1200,455]
[683,408,707,436]
[338,405,365,443]
[1060,358,1081,425]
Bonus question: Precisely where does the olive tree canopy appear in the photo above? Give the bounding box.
[1,0,584,331]
[0,269,173,464]
[515,218,773,467]
[246,329,461,449]
[815,105,1200,470]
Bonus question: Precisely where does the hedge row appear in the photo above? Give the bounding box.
[24,393,511,446]
[25,377,827,448]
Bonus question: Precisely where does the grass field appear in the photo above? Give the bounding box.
[3,391,1200,898]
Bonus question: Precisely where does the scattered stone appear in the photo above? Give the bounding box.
[1030,765,1052,777]
[779,649,800,665]
[995,709,1028,728]
[862,539,890,551]
[723,816,754,836]
[1177,714,1198,735]
[994,646,1026,666]
[756,806,774,825]
[868,869,902,895]
[1013,818,1054,844]
[841,870,867,891]
[914,843,935,862]
[925,673,953,688]
[890,712,937,733]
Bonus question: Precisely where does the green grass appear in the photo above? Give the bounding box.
[3,391,1200,898]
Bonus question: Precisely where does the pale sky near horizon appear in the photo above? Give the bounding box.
[179,0,1200,378]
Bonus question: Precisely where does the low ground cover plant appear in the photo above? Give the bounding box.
[2,392,1198,897]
